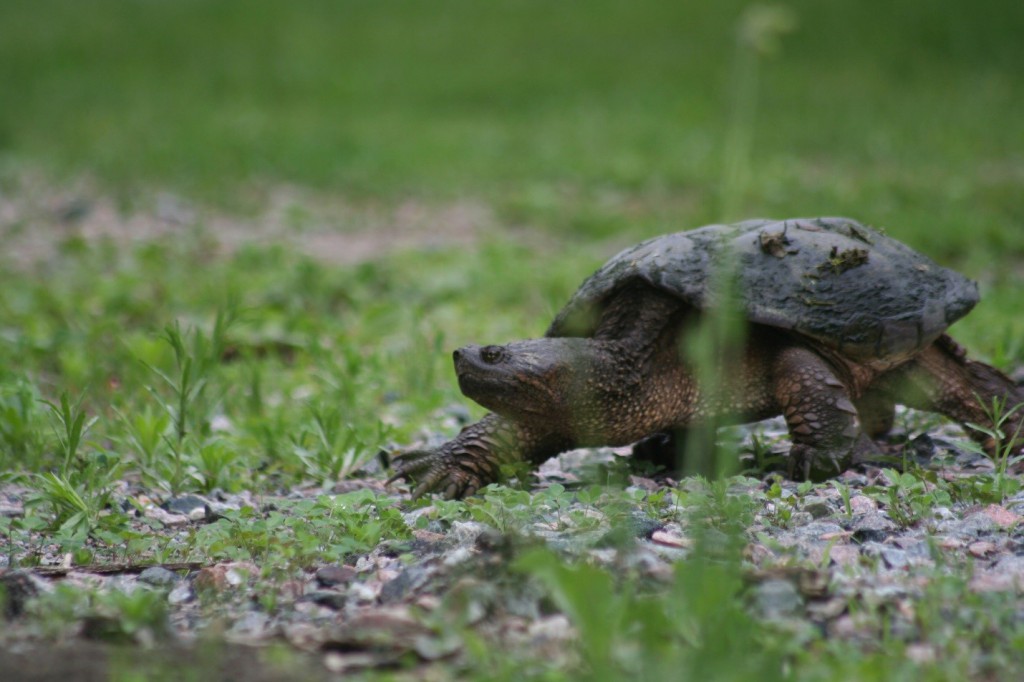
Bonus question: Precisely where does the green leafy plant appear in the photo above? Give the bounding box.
[26,584,171,644]
[138,313,234,493]
[27,472,106,537]
[0,378,47,468]
[115,404,171,476]
[740,432,787,477]
[965,395,1024,477]
[833,480,853,518]
[189,491,410,569]
[763,480,796,528]
[862,468,952,529]
[25,391,124,537]
[290,401,389,484]
[42,391,98,477]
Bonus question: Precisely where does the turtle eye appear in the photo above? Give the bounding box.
[480,345,505,364]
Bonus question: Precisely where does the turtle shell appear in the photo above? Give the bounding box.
[547,217,979,364]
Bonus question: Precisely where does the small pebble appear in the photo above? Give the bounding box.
[851,514,895,543]
[801,496,833,519]
[167,582,194,605]
[650,527,690,549]
[316,564,357,587]
[968,541,998,558]
[137,566,180,587]
[981,504,1020,528]
[848,495,877,515]
[753,579,803,619]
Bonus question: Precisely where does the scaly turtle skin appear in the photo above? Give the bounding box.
[390,217,1024,498]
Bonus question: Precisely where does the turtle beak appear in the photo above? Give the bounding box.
[453,345,478,373]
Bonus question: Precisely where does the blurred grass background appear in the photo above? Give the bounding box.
[1,0,1021,260]
[0,0,1022,440]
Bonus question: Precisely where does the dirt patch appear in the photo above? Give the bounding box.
[0,173,518,267]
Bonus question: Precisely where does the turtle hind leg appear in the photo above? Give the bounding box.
[877,334,1024,458]
[855,391,896,438]
[771,346,880,481]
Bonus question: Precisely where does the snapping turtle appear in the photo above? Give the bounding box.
[390,217,1024,498]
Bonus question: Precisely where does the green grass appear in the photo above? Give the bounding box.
[1,0,1023,257]
[2,1,1024,679]
[0,238,565,480]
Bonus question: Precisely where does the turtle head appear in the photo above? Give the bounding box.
[453,338,599,423]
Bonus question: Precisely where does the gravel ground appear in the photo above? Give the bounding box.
[3,410,1024,678]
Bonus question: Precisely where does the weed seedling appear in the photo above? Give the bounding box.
[290,401,388,484]
[0,378,47,469]
[26,391,125,537]
[41,391,98,477]
[137,312,234,493]
[966,395,1024,475]
[833,480,853,519]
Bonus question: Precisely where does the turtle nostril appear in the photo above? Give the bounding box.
[453,348,463,362]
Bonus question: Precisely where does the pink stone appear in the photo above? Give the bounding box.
[827,544,860,567]
[981,504,1020,528]
[968,541,998,558]
[848,495,877,515]
[651,529,691,549]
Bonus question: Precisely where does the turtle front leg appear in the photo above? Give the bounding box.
[388,413,564,499]
[873,334,1024,460]
[772,346,879,481]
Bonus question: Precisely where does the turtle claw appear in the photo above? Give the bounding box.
[385,448,432,484]
[387,447,487,500]
[787,432,882,482]
[787,443,850,482]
